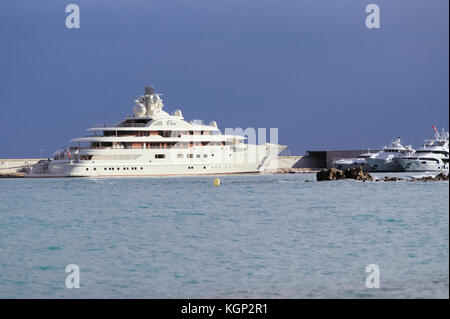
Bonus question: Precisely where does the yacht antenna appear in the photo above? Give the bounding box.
[145,86,154,96]
[432,125,439,139]
[144,86,154,109]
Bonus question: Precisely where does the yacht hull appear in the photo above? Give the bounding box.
[27,144,285,178]
[365,158,403,172]
[397,158,449,172]
[331,161,371,172]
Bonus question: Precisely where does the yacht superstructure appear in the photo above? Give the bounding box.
[29,86,285,177]
[366,138,414,172]
[397,127,449,172]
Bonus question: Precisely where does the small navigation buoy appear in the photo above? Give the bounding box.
[213,177,220,186]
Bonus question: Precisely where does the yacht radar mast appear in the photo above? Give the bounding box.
[133,86,168,118]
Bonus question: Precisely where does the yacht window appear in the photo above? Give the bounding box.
[421,158,440,163]
[155,154,165,159]
[196,154,201,158]
[177,154,184,158]
[187,154,193,158]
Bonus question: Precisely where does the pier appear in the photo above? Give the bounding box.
[0,159,39,177]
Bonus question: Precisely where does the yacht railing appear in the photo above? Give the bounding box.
[91,123,114,128]
[117,123,147,127]
[91,123,147,128]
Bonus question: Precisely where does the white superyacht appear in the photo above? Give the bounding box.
[397,128,449,173]
[29,86,285,177]
[365,138,415,172]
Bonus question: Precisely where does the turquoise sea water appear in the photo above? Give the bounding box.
[0,173,448,298]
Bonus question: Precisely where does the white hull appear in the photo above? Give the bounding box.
[331,159,371,172]
[365,157,403,172]
[28,144,284,178]
[397,158,449,173]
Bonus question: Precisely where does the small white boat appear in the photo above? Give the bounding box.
[331,152,373,171]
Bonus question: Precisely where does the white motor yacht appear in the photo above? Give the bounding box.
[397,128,449,172]
[366,138,414,172]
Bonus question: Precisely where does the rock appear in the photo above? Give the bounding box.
[382,176,404,182]
[315,168,448,182]
[411,172,449,182]
[316,168,346,181]
[435,172,449,181]
[343,166,373,181]
[316,166,373,182]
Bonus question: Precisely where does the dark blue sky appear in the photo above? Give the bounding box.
[0,0,448,158]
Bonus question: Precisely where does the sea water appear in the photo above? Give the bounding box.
[0,173,448,298]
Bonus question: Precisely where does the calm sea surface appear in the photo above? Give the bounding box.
[0,173,448,298]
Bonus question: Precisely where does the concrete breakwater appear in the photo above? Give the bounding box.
[263,167,318,174]
[0,172,26,178]
[0,159,39,178]
[0,159,39,174]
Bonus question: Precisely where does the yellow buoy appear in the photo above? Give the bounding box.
[213,177,221,186]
